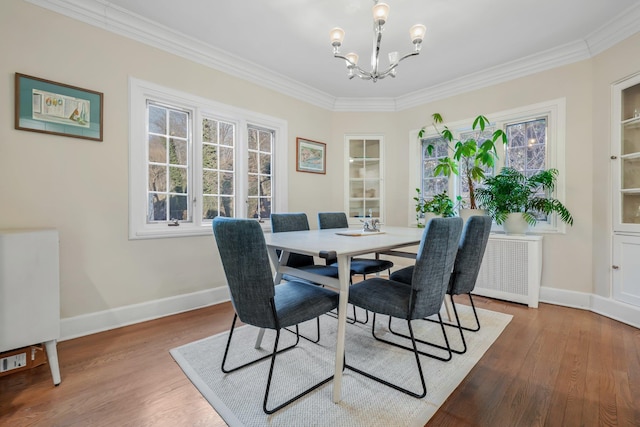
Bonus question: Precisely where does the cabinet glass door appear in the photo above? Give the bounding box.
[346,137,383,223]
[614,76,640,231]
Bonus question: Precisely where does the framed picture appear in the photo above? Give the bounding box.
[14,73,103,141]
[296,137,326,174]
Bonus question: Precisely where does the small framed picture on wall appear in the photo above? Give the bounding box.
[296,137,326,174]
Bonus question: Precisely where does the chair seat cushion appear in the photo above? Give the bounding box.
[275,281,339,328]
[282,264,339,284]
[329,258,394,276]
[348,277,412,319]
[389,266,413,285]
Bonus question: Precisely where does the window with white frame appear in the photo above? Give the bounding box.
[129,78,287,239]
[412,99,566,232]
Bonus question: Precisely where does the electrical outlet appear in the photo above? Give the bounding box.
[0,352,27,373]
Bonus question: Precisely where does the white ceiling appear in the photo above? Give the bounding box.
[28,0,640,110]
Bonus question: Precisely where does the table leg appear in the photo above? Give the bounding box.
[333,255,351,403]
[44,339,61,386]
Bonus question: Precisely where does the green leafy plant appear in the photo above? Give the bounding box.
[475,167,574,226]
[418,113,507,209]
[414,188,455,227]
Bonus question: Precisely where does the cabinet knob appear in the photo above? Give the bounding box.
[610,155,617,160]
[612,265,620,269]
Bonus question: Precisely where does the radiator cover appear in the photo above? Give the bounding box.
[473,234,543,308]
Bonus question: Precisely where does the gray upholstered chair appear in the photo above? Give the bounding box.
[318,211,394,324]
[345,217,463,398]
[389,215,492,354]
[270,212,339,341]
[212,217,339,414]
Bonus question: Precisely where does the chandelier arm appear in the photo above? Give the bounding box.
[333,53,374,80]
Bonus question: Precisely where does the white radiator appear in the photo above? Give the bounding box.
[473,234,543,308]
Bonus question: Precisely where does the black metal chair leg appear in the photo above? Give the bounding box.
[263,326,334,414]
[379,313,453,361]
[422,293,481,332]
[345,313,426,398]
[221,314,300,374]
[284,316,321,343]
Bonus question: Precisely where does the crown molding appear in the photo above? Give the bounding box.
[26,0,640,113]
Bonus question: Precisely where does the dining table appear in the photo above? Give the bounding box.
[261,225,428,403]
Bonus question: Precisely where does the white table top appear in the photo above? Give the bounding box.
[263,226,425,257]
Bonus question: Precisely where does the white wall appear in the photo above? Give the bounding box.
[1,0,639,333]
[0,0,333,320]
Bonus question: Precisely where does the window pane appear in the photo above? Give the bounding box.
[248,151,258,173]
[247,198,258,218]
[149,165,166,192]
[260,176,272,197]
[260,153,271,175]
[248,128,258,150]
[259,130,271,152]
[169,138,187,165]
[169,195,188,220]
[220,197,234,217]
[219,147,234,171]
[148,105,166,134]
[202,195,219,219]
[248,174,258,197]
[260,198,271,217]
[203,144,217,169]
[202,170,218,194]
[169,166,187,193]
[220,172,234,195]
[202,119,217,143]
[220,122,234,146]
[149,135,166,163]
[148,193,166,221]
[169,110,188,138]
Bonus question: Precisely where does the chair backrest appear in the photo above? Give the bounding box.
[448,215,492,295]
[212,217,278,329]
[318,212,349,230]
[270,213,315,268]
[410,217,463,319]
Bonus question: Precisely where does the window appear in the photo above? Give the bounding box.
[129,78,287,239]
[411,99,566,232]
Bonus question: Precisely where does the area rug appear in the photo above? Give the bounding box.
[170,305,512,427]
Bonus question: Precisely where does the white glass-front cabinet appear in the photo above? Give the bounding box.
[345,136,384,225]
[612,73,640,307]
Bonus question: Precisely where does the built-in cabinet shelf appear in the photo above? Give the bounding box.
[345,136,384,224]
[612,73,640,308]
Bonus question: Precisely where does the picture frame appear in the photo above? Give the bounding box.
[296,137,326,174]
[14,73,103,141]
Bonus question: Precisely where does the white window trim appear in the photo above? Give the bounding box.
[129,77,288,239]
[409,98,567,233]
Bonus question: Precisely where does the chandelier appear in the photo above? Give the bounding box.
[329,1,426,82]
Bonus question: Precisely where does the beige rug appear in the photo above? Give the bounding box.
[170,305,512,427]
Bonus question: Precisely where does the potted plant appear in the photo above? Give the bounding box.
[419,113,507,217]
[475,167,574,234]
[414,188,455,227]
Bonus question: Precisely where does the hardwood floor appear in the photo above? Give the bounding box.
[1,297,638,426]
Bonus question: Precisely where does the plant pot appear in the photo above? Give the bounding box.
[417,213,441,228]
[503,212,529,235]
[458,208,487,223]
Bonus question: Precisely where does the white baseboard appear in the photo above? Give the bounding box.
[539,286,640,329]
[60,284,637,342]
[60,287,230,341]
